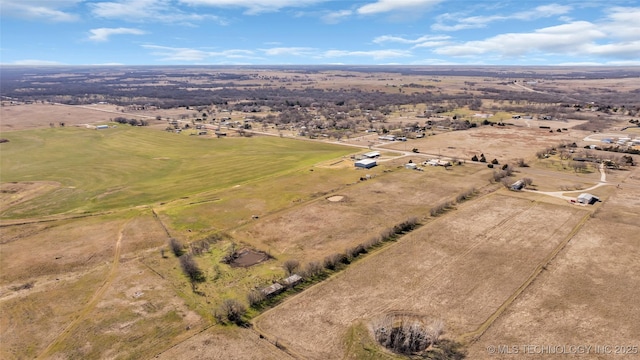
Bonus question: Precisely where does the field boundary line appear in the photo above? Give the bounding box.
[0,210,117,227]
[458,209,592,344]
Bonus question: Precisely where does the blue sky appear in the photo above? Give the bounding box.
[1,0,639,66]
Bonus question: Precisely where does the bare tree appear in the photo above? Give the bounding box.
[570,161,587,173]
[426,320,445,346]
[247,290,265,308]
[218,299,246,325]
[179,254,205,290]
[283,259,300,276]
[169,238,184,257]
[302,261,323,278]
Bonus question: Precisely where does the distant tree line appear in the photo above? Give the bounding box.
[112,117,148,126]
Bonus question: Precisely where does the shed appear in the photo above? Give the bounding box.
[355,159,377,169]
[511,180,525,191]
[378,135,396,141]
[282,274,303,287]
[577,193,600,205]
[260,283,284,297]
[405,163,417,170]
[363,151,380,158]
[96,125,109,130]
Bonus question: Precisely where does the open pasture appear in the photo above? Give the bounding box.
[254,193,589,359]
[0,126,356,358]
[0,127,354,218]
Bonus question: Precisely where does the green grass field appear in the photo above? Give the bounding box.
[0,127,356,218]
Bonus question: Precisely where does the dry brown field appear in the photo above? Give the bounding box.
[0,103,169,132]
[155,327,294,360]
[253,192,591,359]
[379,124,588,163]
[2,67,638,359]
[0,211,186,359]
[468,164,640,359]
[232,160,491,264]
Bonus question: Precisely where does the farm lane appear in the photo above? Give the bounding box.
[36,221,129,359]
[51,102,157,119]
[522,163,612,201]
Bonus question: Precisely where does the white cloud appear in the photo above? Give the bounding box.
[322,9,352,23]
[260,47,317,56]
[601,7,640,40]
[0,0,80,22]
[435,21,606,57]
[433,3,572,31]
[88,28,146,42]
[373,34,450,44]
[434,6,640,62]
[357,0,443,15]
[8,59,65,65]
[323,49,412,59]
[178,0,326,15]
[410,58,462,65]
[142,45,256,61]
[604,60,640,66]
[582,41,640,59]
[93,63,126,66]
[91,0,226,24]
[412,41,450,48]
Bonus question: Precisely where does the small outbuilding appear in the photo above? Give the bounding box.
[363,151,380,158]
[577,193,600,205]
[423,159,451,167]
[282,274,303,287]
[96,125,109,130]
[260,283,284,297]
[355,159,377,169]
[511,180,525,191]
[405,163,417,170]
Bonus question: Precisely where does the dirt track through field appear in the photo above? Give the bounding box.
[459,210,592,343]
[253,193,589,359]
[365,200,539,318]
[36,221,129,359]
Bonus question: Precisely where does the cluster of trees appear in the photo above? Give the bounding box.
[471,153,488,163]
[598,145,640,156]
[492,164,514,182]
[372,315,445,355]
[112,117,149,126]
[168,238,205,291]
[215,299,247,326]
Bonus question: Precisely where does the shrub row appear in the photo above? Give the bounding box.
[455,188,477,203]
[245,217,422,313]
[430,188,477,217]
[491,165,513,182]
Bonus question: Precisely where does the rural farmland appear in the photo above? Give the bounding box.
[1,66,639,359]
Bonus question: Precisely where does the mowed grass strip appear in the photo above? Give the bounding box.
[0,127,355,218]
